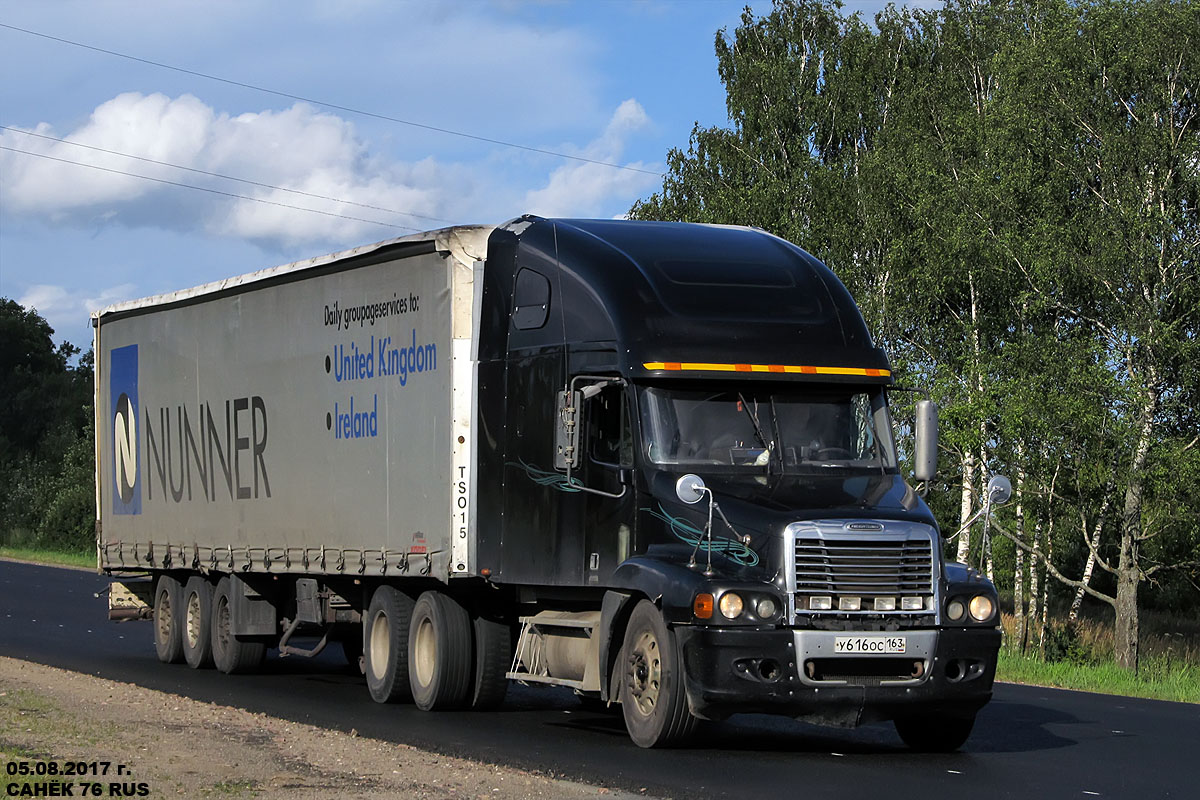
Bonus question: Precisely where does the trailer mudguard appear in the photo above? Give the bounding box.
[230,574,278,637]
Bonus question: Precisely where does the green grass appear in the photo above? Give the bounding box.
[0,546,95,569]
[998,648,1200,704]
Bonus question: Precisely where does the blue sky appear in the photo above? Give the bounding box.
[0,0,907,350]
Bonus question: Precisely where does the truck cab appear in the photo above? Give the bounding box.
[479,217,1001,749]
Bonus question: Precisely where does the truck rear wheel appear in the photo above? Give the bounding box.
[620,600,698,748]
[364,586,415,703]
[408,591,472,711]
[211,576,266,674]
[470,615,510,710]
[182,576,214,669]
[894,712,976,752]
[153,575,185,664]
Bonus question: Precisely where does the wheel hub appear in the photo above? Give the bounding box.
[625,630,661,716]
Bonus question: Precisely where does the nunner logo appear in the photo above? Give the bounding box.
[110,344,141,515]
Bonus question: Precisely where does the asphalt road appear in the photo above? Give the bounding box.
[1,559,1194,799]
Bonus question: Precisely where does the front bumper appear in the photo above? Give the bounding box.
[675,625,1001,725]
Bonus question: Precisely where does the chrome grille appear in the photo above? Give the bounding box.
[793,534,934,612]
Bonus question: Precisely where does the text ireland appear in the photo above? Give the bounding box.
[335,394,379,439]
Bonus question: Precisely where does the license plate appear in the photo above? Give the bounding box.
[833,635,906,654]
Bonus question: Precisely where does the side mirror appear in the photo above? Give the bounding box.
[913,399,938,482]
[987,475,1012,506]
[675,474,707,504]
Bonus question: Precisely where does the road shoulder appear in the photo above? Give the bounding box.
[0,656,639,799]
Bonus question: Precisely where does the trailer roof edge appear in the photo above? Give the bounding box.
[91,224,495,320]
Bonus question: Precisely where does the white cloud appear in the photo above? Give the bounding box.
[523,99,660,219]
[18,282,137,344]
[0,93,464,247]
[1,91,661,249]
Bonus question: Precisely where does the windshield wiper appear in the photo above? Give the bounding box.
[737,392,774,473]
[767,396,786,472]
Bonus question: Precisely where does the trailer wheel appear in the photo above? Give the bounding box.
[153,575,185,664]
[408,591,472,711]
[364,586,415,703]
[470,615,510,710]
[182,576,214,669]
[211,576,266,674]
[619,600,698,748]
[894,713,976,752]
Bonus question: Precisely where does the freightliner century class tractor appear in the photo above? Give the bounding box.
[95,216,1004,750]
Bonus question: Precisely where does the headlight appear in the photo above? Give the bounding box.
[947,599,965,621]
[755,597,777,619]
[969,594,995,622]
[719,592,744,619]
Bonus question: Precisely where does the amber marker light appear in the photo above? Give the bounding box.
[694,593,714,620]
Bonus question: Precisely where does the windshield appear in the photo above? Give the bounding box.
[638,385,897,473]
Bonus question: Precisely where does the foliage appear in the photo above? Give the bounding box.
[0,299,94,554]
[632,0,1200,670]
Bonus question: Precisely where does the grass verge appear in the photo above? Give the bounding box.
[997,649,1200,704]
[0,546,94,569]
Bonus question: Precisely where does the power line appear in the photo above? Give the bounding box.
[0,22,665,178]
[0,125,454,225]
[0,146,419,232]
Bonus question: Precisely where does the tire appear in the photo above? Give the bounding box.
[619,600,698,748]
[470,615,511,710]
[182,576,214,669]
[153,575,185,664]
[408,591,473,711]
[894,713,976,752]
[210,576,267,674]
[364,586,415,703]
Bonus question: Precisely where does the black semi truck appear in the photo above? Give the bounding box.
[95,216,1002,750]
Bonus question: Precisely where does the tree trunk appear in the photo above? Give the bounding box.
[1014,460,1027,653]
[1069,515,1104,622]
[1069,477,1114,622]
[1113,390,1158,672]
[1114,545,1140,672]
[956,450,975,564]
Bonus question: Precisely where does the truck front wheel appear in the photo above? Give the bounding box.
[182,576,214,669]
[364,586,415,703]
[153,575,185,664]
[408,591,472,711]
[211,576,266,674]
[894,712,976,752]
[620,600,698,748]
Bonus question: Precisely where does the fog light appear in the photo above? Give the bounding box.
[809,596,832,611]
[693,593,713,620]
[874,597,896,611]
[947,599,965,621]
[719,592,744,619]
[755,597,777,619]
[838,596,861,611]
[901,596,925,611]
[969,594,995,621]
